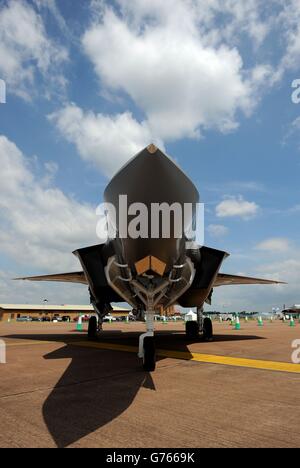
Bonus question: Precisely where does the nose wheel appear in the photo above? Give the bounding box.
[138,310,156,371]
[142,336,156,372]
[88,316,100,339]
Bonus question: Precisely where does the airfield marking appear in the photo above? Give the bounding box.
[157,349,300,374]
[73,341,300,374]
[3,339,300,374]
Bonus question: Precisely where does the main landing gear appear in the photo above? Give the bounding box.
[185,307,213,342]
[185,320,199,339]
[88,297,105,340]
[203,317,213,342]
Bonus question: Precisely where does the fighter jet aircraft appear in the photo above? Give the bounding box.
[17,144,284,371]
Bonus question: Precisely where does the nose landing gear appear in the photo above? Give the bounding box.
[138,310,156,371]
[141,335,156,372]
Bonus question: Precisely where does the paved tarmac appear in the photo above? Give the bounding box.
[0,320,300,448]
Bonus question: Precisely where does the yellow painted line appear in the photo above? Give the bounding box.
[156,349,300,374]
[73,341,300,374]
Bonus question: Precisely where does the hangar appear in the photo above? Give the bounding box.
[0,304,130,322]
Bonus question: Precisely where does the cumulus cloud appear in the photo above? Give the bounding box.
[207,224,229,238]
[82,1,255,141]
[275,0,300,79]
[289,204,300,213]
[208,254,299,313]
[256,258,300,287]
[49,103,163,176]
[0,0,68,100]
[216,196,259,219]
[45,0,300,175]
[0,135,98,273]
[255,238,291,253]
[33,0,69,35]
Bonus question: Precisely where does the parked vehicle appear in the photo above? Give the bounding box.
[16,316,32,322]
[52,316,63,322]
[61,316,71,322]
[103,315,117,322]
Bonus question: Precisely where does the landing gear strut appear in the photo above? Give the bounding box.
[89,296,106,340]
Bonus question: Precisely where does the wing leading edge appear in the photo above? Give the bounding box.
[214,273,286,287]
[15,272,88,285]
[16,272,285,287]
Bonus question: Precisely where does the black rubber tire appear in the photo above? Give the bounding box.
[203,317,213,341]
[143,336,156,372]
[88,316,98,339]
[185,320,199,340]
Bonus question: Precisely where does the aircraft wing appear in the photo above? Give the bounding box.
[214,273,286,287]
[15,272,88,285]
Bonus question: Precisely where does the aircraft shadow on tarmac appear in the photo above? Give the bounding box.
[6,330,264,448]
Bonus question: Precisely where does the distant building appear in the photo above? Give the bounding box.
[157,305,176,316]
[0,304,130,321]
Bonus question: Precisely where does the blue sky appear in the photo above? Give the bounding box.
[0,0,300,311]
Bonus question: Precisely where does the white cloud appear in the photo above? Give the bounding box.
[256,258,300,287]
[82,2,255,141]
[33,0,69,35]
[216,196,259,219]
[49,103,163,176]
[207,224,229,238]
[290,204,300,213]
[0,0,68,100]
[276,0,300,78]
[0,135,98,273]
[44,0,300,174]
[255,238,291,253]
[208,238,300,312]
[207,255,298,313]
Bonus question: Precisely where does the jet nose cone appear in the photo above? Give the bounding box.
[147,144,158,154]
